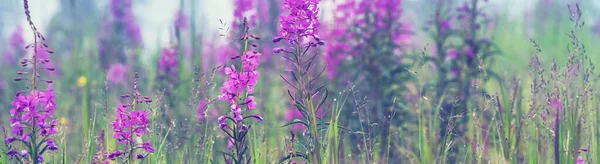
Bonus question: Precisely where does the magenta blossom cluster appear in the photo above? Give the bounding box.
[10,25,25,52]
[98,0,142,69]
[3,25,25,65]
[6,51,59,162]
[110,0,142,44]
[111,104,151,144]
[9,84,58,139]
[158,47,178,77]
[108,73,154,161]
[174,9,188,30]
[218,50,262,122]
[6,84,60,162]
[216,20,264,162]
[5,1,60,163]
[109,103,154,161]
[107,63,127,85]
[233,0,256,26]
[256,0,270,25]
[323,0,412,78]
[272,0,323,46]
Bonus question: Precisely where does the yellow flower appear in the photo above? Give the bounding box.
[77,76,88,87]
[59,117,69,125]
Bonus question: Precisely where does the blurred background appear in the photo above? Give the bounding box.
[1,0,600,163]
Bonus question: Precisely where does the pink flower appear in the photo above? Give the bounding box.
[107,63,127,84]
[273,0,322,45]
[439,20,451,33]
[218,116,227,129]
[196,101,208,122]
[158,47,179,76]
[2,51,15,65]
[174,9,188,29]
[245,96,257,110]
[111,104,150,144]
[448,49,459,60]
[142,142,154,153]
[108,82,154,160]
[218,51,262,108]
[10,25,25,52]
[464,46,475,58]
[551,99,563,109]
[9,84,58,138]
[7,84,59,155]
[576,156,584,164]
[233,0,256,26]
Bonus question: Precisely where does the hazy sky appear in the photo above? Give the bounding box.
[2,0,596,53]
[2,0,235,52]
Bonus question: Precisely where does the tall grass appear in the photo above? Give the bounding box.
[3,0,600,164]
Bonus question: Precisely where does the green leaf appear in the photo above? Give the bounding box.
[282,119,309,129]
[278,152,308,164]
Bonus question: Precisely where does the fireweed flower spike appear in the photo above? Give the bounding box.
[156,47,179,99]
[98,0,142,69]
[4,1,59,164]
[217,18,263,164]
[324,0,412,161]
[109,73,154,164]
[3,25,25,66]
[273,0,329,163]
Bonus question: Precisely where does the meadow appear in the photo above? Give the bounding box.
[0,0,600,163]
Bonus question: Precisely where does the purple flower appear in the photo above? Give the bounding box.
[47,138,59,151]
[158,47,179,76]
[551,99,563,109]
[111,104,150,144]
[216,20,263,161]
[257,0,270,25]
[108,150,124,160]
[457,3,470,12]
[98,0,141,69]
[174,9,188,29]
[20,150,28,157]
[110,83,154,159]
[142,142,154,153]
[323,0,410,79]
[107,63,127,84]
[38,156,44,162]
[110,0,142,45]
[2,51,15,66]
[274,0,322,45]
[231,104,243,122]
[448,49,459,60]
[4,137,16,145]
[273,48,284,53]
[7,149,17,157]
[218,116,227,129]
[136,154,145,159]
[10,25,25,52]
[196,100,208,122]
[439,20,451,33]
[464,46,474,58]
[9,84,58,140]
[451,67,461,77]
[245,96,257,110]
[218,51,262,107]
[125,23,142,45]
[577,156,584,164]
[233,0,255,26]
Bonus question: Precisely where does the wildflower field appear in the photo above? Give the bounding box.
[1,0,600,163]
